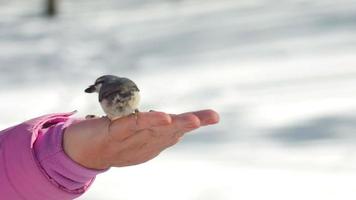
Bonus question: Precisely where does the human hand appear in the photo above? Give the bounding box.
[63,110,219,170]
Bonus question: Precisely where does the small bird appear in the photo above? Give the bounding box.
[85,75,140,121]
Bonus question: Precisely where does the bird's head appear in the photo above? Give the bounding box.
[85,75,120,93]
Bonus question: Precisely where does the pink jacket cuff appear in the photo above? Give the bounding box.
[33,116,106,192]
[0,112,105,200]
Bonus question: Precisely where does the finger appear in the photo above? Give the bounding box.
[164,110,219,138]
[149,109,219,126]
[109,112,172,139]
[150,110,217,139]
[136,111,172,130]
[150,113,201,140]
[172,113,201,132]
[181,109,220,126]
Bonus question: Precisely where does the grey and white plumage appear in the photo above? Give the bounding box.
[85,75,140,120]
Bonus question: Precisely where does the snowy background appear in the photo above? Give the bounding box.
[1,0,356,199]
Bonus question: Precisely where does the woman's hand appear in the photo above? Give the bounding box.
[63,110,219,170]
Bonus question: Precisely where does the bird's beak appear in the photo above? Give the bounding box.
[85,85,96,93]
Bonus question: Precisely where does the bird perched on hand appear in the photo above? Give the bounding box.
[85,75,140,121]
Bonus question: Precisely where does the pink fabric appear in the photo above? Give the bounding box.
[0,112,104,200]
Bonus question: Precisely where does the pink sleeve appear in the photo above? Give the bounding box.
[0,112,105,200]
[33,118,107,191]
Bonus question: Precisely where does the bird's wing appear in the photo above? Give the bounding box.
[99,84,122,102]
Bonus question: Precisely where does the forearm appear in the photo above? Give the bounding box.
[0,112,100,200]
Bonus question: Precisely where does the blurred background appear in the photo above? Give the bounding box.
[1,0,356,199]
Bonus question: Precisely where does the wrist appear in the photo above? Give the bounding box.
[33,117,106,191]
[63,117,111,170]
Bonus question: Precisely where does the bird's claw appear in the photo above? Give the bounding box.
[132,109,139,125]
[85,114,98,119]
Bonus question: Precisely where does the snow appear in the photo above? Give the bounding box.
[1,0,356,199]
